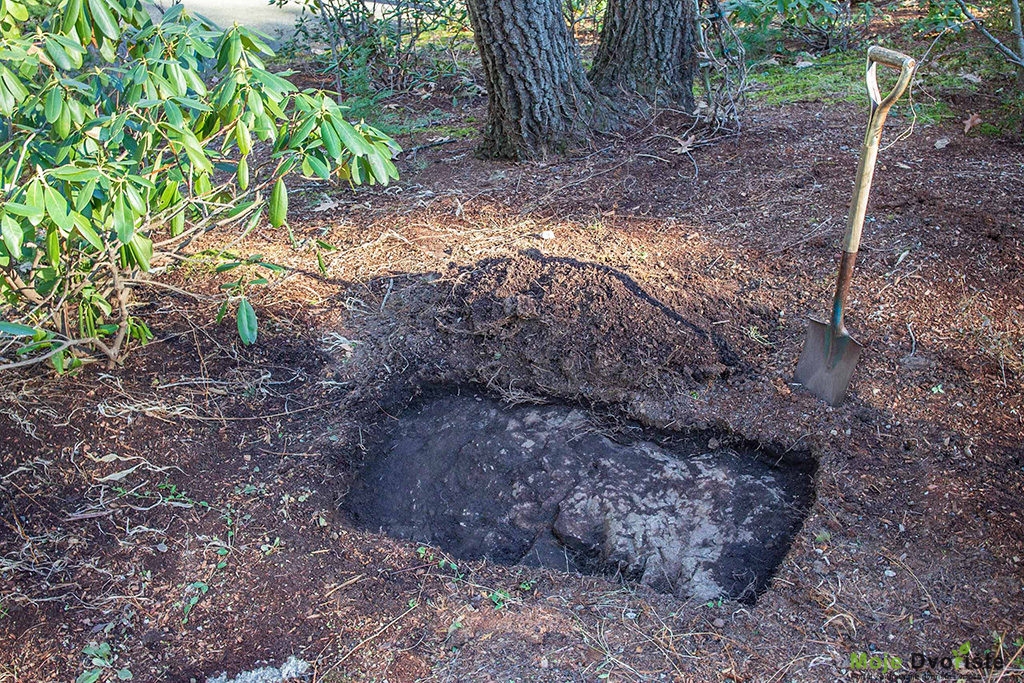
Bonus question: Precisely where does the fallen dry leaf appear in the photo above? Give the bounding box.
[963,113,982,135]
[671,135,696,155]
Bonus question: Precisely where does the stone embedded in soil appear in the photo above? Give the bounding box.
[343,395,814,601]
[205,656,311,683]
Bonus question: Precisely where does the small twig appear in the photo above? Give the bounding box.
[65,510,116,521]
[994,640,1024,682]
[316,603,418,679]
[955,0,1024,68]
[766,653,817,683]
[401,138,460,156]
[105,248,130,365]
[882,551,937,614]
[123,279,217,301]
[522,160,631,212]
[188,402,328,422]
[380,278,394,312]
[322,574,366,598]
[0,339,101,371]
[635,153,673,163]
[772,217,834,253]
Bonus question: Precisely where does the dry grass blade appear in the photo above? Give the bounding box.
[315,603,419,680]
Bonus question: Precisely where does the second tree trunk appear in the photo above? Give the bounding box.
[590,0,697,110]
[466,0,614,159]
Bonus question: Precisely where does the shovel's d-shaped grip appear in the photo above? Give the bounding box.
[866,46,916,113]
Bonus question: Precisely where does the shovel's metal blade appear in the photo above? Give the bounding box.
[793,318,864,406]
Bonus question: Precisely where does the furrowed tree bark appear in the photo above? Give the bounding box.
[465,0,614,159]
[590,0,697,110]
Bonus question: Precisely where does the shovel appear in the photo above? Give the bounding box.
[794,46,916,406]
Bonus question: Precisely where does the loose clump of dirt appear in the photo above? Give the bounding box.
[431,253,738,402]
[344,393,814,602]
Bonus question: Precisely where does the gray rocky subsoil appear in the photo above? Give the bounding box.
[344,394,815,601]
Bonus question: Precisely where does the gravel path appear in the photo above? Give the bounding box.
[155,0,302,45]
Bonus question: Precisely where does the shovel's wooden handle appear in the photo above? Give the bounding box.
[831,250,858,335]
[843,47,916,256]
[833,46,916,333]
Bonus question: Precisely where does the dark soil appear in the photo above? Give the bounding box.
[344,393,814,602]
[435,254,739,397]
[2,33,1024,683]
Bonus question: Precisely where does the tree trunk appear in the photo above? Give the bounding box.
[465,0,614,159]
[590,0,697,110]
